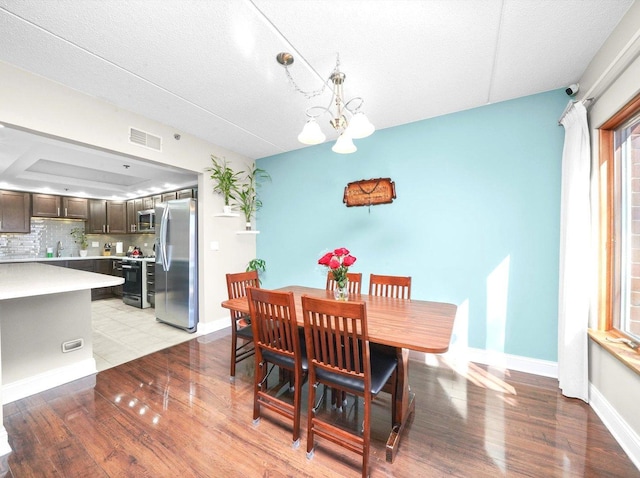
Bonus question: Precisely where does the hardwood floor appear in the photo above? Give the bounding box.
[1,332,638,477]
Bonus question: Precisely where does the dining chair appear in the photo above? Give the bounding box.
[326,270,363,408]
[368,273,412,299]
[225,271,260,382]
[326,271,362,294]
[247,287,308,447]
[368,273,412,393]
[301,295,398,478]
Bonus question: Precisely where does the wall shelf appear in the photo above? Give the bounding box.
[213,212,239,217]
[236,230,260,235]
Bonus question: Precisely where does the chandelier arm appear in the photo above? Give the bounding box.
[344,97,365,114]
[304,105,332,119]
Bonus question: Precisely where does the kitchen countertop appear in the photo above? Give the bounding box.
[0,256,155,263]
[0,262,124,300]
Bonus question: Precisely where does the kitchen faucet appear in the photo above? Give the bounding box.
[56,240,63,257]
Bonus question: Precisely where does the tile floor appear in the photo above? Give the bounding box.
[91,298,201,371]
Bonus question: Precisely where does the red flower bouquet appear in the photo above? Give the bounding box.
[318,247,357,288]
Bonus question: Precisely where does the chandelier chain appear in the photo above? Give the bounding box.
[282,54,341,100]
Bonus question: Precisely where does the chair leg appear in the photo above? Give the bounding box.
[230,333,237,380]
[292,369,302,445]
[253,360,265,423]
[362,398,371,478]
[307,382,318,457]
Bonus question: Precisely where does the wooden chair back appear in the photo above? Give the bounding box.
[368,273,412,299]
[302,295,370,388]
[247,287,303,368]
[325,271,362,294]
[226,270,260,322]
[225,270,260,380]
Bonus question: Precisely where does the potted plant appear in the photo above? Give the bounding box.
[246,258,266,285]
[246,258,266,273]
[206,154,243,214]
[70,226,89,257]
[237,164,271,230]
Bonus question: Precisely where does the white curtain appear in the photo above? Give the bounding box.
[558,101,591,402]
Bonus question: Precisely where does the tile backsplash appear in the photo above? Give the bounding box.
[0,218,155,259]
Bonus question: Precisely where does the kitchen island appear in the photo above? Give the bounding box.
[0,262,124,455]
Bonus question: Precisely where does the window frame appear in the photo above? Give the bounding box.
[592,92,640,376]
[599,92,640,335]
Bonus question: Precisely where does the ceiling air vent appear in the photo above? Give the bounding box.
[129,127,162,151]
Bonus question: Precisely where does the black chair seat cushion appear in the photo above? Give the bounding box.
[315,350,397,395]
[237,325,253,340]
[260,336,308,372]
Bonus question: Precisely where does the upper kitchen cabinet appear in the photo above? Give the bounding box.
[32,194,88,219]
[176,188,196,199]
[63,197,89,219]
[126,198,144,233]
[0,190,31,233]
[87,199,106,233]
[87,199,127,234]
[107,201,128,234]
[161,192,177,202]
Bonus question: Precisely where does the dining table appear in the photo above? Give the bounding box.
[221,285,457,463]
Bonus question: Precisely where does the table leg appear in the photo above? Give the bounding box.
[385,347,415,463]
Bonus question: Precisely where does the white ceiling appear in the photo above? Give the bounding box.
[0,0,635,199]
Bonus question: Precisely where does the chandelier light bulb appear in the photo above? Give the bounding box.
[298,119,326,145]
[332,133,357,154]
[347,112,375,139]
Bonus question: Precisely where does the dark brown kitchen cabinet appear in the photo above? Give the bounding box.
[176,188,194,199]
[111,258,123,297]
[146,261,155,307]
[87,199,107,233]
[63,197,89,219]
[87,199,127,234]
[107,201,128,233]
[161,192,177,202]
[142,196,154,210]
[0,190,31,233]
[31,194,60,217]
[66,259,94,272]
[32,194,88,219]
[93,259,114,300]
[127,198,144,233]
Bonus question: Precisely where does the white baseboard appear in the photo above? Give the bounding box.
[2,357,97,405]
[196,316,229,335]
[589,383,640,471]
[410,346,558,378]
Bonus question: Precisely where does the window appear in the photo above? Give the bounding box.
[601,93,640,341]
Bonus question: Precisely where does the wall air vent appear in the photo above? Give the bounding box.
[129,128,162,151]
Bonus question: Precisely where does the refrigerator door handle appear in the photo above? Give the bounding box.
[160,205,170,271]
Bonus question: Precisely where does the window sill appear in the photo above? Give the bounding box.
[588,329,640,376]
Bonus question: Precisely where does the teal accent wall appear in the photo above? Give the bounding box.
[256,89,568,362]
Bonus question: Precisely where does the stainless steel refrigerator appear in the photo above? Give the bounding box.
[155,198,198,332]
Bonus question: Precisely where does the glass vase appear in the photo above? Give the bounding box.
[334,280,349,301]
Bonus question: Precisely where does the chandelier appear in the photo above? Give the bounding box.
[276,52,375,154]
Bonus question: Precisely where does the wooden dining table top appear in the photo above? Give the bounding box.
[221,285,458,354]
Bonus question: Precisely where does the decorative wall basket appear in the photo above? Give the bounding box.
[343,178,396,207]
